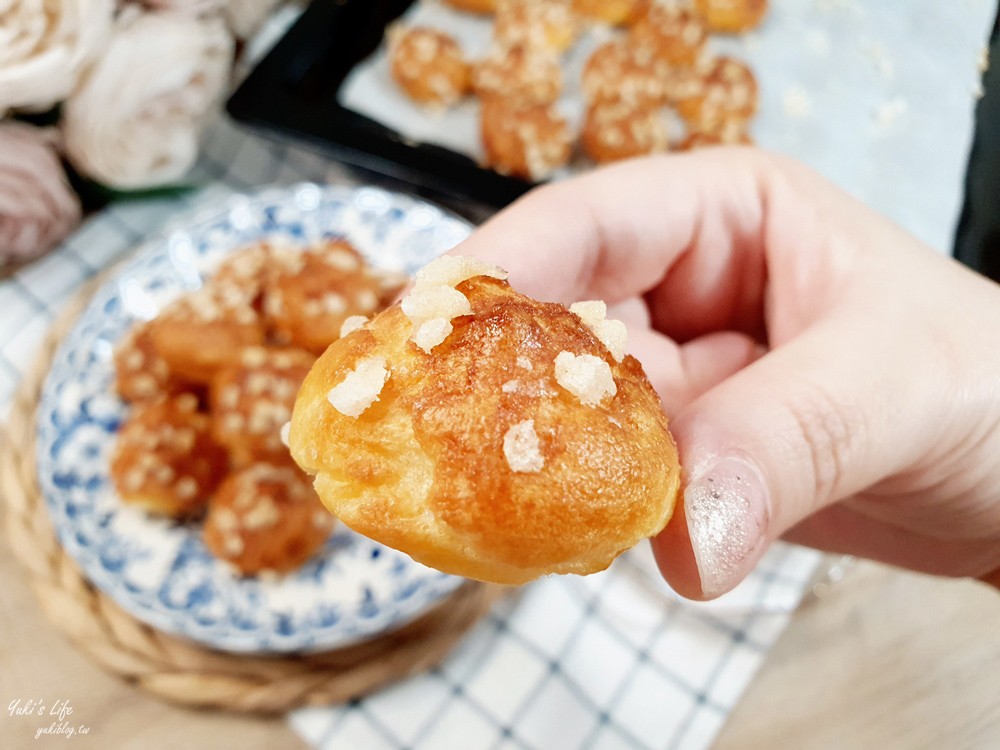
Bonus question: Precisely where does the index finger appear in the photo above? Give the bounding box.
[451,149,773,339]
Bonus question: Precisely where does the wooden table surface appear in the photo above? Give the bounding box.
[2,530,998,749]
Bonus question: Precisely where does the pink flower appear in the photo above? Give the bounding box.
[0,123,81,266]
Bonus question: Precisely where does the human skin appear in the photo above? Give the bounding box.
[452,148,1000,599]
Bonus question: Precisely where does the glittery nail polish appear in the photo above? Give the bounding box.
[685,455,769,598]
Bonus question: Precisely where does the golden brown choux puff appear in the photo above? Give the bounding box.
[211,241,271,303]
[114,323,187,403]
[494,0,580,55]
[288,256,680,585]
[581,100,670,163]
[630,4,707,68]
[442,0,498,13]
[581,38,671,108]
[694,0,768,33]
[146,280,264,385]
[572,0,645,26]
[678,122,753,150]
[389,26,472,108]
[210,346,315,466]
[480,96,572,181]
[472,43,564,107]
[262,239,402,355]
[202,463,335,575]
[111,394,229,518]
[674,55,758,128]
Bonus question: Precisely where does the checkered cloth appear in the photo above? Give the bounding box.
[0,115,823,749]
[291,543,822,750]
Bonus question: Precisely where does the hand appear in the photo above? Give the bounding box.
[454,149,1000,598]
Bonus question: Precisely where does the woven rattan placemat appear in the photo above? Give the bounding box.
[0,278,505,713]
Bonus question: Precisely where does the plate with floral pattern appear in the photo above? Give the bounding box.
[35,183,471,653]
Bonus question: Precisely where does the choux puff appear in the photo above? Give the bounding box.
[693,0,768,33]
[203,463,335,575]
[289,256,680,585]
[389,26,471,108]
[494,0,580,55]
[111,394,229,518]
[442,0,498,13]
[572,0,644,26]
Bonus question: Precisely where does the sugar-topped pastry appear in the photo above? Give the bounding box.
[289,255,680,585]
[494,0,579,55]
[630,4,707,67]
[572,0,644,26]
[114,323,185,403]
[210,346,315,465]
[581,100,670,164]
[211,240,271,300]
[581,39,670,107]
[389,26,471,108]
[443,0,497,14]
[202,463,334,575]
[263,239,402,354]
[110,394,228,518]
[473,43,564,107]
[675,55,758,130]
[694,0,768,33]
[480,97,572,181]
[679,125,753,150]
[146,279,264,384]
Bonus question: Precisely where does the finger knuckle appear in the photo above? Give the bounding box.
[785,382,860,504]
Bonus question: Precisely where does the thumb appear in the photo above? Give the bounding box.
[650,307,938,599]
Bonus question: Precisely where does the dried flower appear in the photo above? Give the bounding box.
[225,0,282,39]
[0,123,81,266]
[0,0,114,114]
[62,10,233,189]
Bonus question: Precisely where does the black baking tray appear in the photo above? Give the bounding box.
[955,4,1000,281]
[227,0,534,216]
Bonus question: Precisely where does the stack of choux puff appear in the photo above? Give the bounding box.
[289,255,681,586]
[387,0,766,179]
[110,239,404,576]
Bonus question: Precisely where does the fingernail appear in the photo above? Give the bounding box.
[685,455,770,598]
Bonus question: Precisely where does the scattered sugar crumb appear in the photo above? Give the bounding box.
[569,300,627,362]
[554,351,616,407]
[859,40,894,81]
[414,255,508,289]
[401,285,471,323]
[872,96,909,135]
[569,300,606,329]
[339,315,368,337]
[516,356,533,371]
[413,317,453,352]
[783,85,813,119]
[503,419,544,473]
[327,357,390,417]
[280,421,291,447]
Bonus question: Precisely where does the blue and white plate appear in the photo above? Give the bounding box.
[35,184,472,653]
